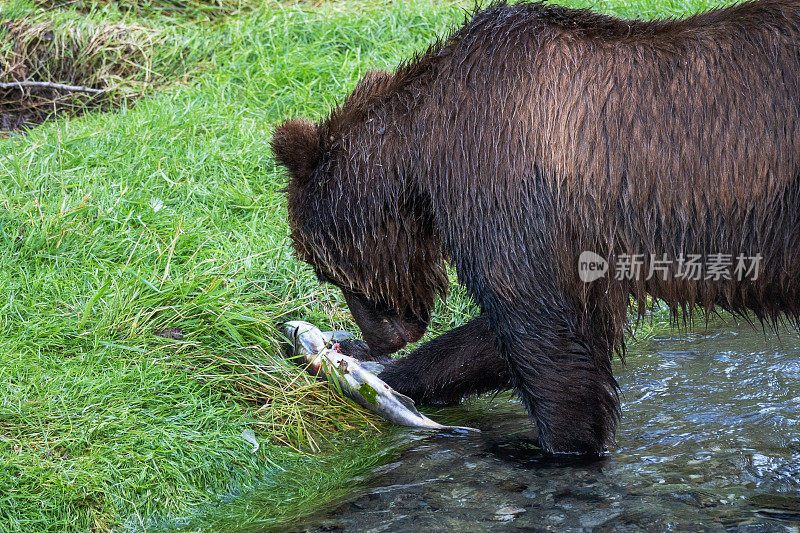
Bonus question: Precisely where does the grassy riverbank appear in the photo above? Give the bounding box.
[1,0,732,530]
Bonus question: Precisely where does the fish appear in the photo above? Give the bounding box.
[283,320,478,432]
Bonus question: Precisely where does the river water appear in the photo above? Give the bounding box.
[290,321,800,532]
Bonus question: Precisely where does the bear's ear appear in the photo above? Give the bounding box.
[271,119,320,179]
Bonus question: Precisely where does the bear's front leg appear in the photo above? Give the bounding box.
[340,315,512,405]
[489,300,621,455]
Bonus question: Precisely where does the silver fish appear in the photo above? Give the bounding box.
[283,320,477,432]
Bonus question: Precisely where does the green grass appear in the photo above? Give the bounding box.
[0,0,733,530]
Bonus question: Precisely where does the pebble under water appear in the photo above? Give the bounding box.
[292,322,800,532]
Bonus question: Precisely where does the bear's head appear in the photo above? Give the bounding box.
[271,104,444,354]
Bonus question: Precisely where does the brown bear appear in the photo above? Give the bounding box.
[271,0,800,455]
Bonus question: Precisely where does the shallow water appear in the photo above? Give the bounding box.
[290,322,800,532]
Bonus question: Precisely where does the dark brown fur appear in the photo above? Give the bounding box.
[272,0,800,454]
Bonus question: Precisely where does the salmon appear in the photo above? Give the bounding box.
[283,320,477,432]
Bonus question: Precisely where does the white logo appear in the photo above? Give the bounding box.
[578,251,608,283]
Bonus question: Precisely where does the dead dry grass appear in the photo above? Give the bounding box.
[34,0,264,17]
[1,12,190,131]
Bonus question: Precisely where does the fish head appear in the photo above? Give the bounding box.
[283,321,328,355]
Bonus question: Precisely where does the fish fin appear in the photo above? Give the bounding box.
[330,330,353,342]
[443,425,481,433]
[391,391,424,415]
[321,330,353,346]
[359,362,384,375]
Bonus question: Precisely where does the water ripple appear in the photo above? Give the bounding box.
[294,323,800,532]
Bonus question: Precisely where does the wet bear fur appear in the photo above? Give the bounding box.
[272,0,800,454]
